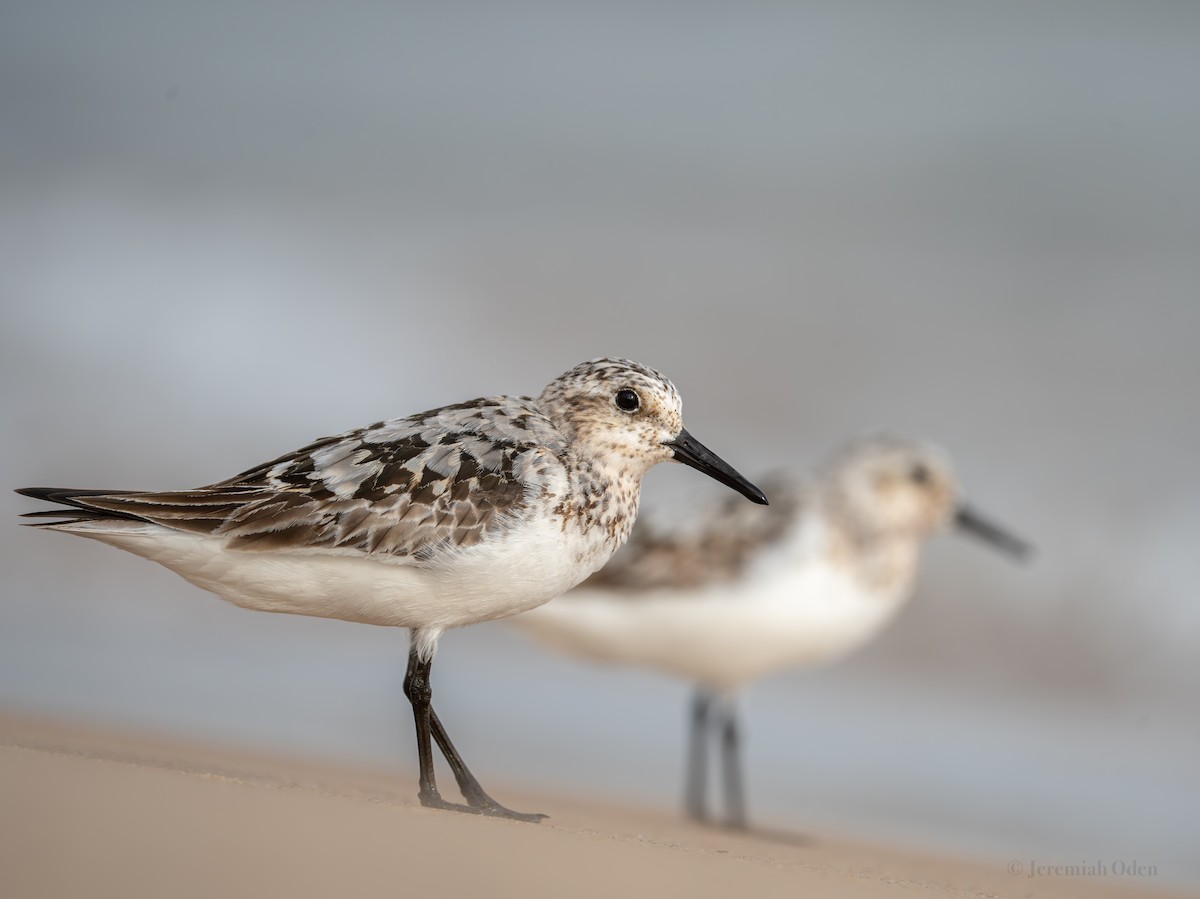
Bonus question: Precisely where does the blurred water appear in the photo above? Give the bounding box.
[2,1,1198,888]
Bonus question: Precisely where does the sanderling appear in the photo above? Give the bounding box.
[17,357,767,822]
[515,434,1029,828]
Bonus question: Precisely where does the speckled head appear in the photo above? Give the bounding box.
[822,434,1030,558]
[822,435,959,540]
[539,358,767,504]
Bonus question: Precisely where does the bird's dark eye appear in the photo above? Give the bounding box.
[615,388,640,413]
[910,464,930,485]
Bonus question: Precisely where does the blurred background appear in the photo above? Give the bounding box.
[2,0,1197,886]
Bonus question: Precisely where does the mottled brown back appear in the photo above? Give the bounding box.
[584,474,802,591]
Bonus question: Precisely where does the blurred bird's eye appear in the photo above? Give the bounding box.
[615,389,641,413]
[910,464,930,484]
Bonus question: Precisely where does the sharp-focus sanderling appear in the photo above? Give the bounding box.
[515,435,1029,828]
[18,357,767,822]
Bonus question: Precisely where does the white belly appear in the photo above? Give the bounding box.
[515,563,912,690]
[58,515,611,632]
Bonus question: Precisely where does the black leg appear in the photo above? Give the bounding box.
[684,688,713,822]
[426,708,495,806]
[427,709,545,822]
[403,636,544,822]
[402,642,445,808]
[719,696,747,830]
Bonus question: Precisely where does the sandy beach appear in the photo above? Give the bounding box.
[0,713,1182,899]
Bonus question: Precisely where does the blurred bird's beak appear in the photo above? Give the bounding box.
[955,504,1032,560]
[666,429,768,505]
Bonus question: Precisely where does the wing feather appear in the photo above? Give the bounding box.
[18,396,568,562]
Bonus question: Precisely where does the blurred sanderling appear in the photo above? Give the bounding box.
[515,434,1029,828]
[18,357,766,822]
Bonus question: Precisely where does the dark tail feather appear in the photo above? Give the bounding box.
[17,487,136,505]
[15,487,144,525]
[20,509,116,519]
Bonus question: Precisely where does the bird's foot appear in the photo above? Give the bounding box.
[418,789,546,823]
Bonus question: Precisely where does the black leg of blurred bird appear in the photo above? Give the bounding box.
[403,635,544,822]
[719,696,747,829]
[685,688,714,822]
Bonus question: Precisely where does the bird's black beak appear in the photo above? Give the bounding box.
[666,429,768,505]
[955,504,1032,561]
